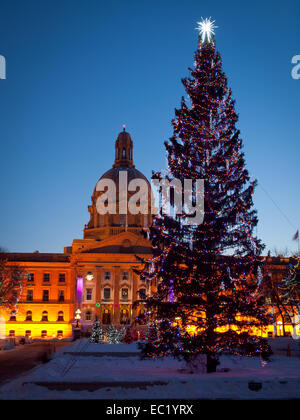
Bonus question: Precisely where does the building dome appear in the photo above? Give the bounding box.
[84,129,152,240]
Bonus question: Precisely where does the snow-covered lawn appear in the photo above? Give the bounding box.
[1,339,300,399]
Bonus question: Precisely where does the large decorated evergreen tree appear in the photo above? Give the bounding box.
[140,19,272,372]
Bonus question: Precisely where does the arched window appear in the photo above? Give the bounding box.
[120,309,129,325]
[85,311,92,321]
[41,311,48,322]
[57,330,63,339]
[102,309,111,325]
[26,311,32,321]
[10,311,16,321]
[41,330,47,338]
[57,311,64,321]
[122,148,126,158]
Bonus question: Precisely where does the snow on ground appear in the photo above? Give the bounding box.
[1,339,300,399]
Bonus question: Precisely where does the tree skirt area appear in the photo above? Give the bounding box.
[1,339,300,400]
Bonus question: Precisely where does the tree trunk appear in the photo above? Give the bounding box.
[206,353,219,373]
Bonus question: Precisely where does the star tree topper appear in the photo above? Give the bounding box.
[196,17,218,43]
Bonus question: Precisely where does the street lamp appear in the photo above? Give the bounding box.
[75,308,81,328]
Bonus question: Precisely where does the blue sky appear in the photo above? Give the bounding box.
[0,0,299,254]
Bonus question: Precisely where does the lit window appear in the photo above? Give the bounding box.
[41,330,47,338]
[57,311,64,321]
[25,330,31,338]
[121,288,128,301]
[10,311,16,321]
[104,288,111,300]
[59,273,66,283]
[86,288,92,301]
[57,330,63,338]
[104,272,111,281]
[85,311,92,321]
[26,311,32,321]
[26,290,33,302]
[42,290,49,301]
[42,311,48,321]
[9,330,15,337]
[43,273,50,282]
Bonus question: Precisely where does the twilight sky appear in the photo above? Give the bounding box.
[0,0,299,254]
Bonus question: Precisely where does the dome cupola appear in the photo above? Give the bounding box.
[113,125,134,168]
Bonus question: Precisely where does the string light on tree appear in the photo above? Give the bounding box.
[195,17,218,43]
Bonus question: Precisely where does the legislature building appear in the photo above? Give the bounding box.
[0,129,297,340]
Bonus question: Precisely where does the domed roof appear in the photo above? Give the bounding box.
[92,166,149,199]
[100,166,149,184]
[91,129,149,200]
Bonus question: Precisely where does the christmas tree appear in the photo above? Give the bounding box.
[139,19,271,372]
[90,318,103,343]
[106,325,124,344]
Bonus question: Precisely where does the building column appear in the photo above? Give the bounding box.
[113,267,120,325]
[132,270,138,323]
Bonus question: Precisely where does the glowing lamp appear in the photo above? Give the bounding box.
[86,271,94,281]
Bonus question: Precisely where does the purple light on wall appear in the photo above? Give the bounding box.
[76,277,83,305]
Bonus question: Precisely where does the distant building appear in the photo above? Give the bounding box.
[1,129,152,339]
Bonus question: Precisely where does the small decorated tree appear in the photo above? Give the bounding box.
[123,327,134,344]
[90,318,103,343]
[106,325,122,344]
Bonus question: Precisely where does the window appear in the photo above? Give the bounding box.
[121,288,128,301]
[265,297,272,305]
[27,273,34,283]
[85,311,92,321]
[102,309,111,324]
[103,288,110,300]
[58,290,65,302]
[42,290,49,301]
[86,288,92,301]
[10,311,16,321]
[120,214,126,227]
[59,273,66,283]
[104,272,111,281]
[9,330,15,337]
[57,330,63,338]
[268,331,273,337]
[25,330,31,338]
[43,273,50,282]
[41,330,47,338]
[42,311,48,321]
[57,311,64,321]
[26,311,32,321]
[139,289,146,300]
[26,290,33,302]
[137,309,146,325]
[122,272,129,281]
[120,309,129,325]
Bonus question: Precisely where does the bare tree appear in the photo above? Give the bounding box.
[0,248,25,310]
